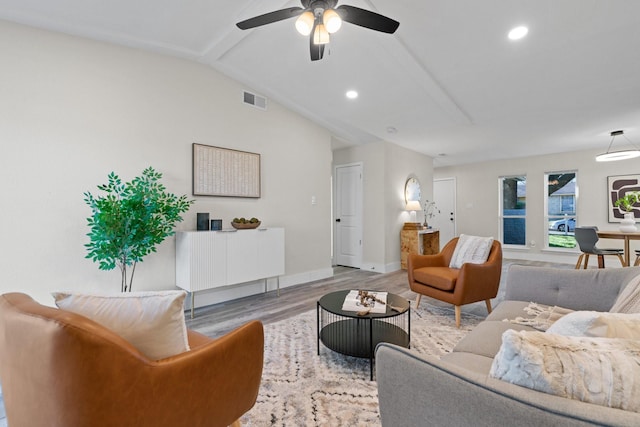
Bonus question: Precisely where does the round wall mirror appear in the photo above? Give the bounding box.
[405,177,421,203]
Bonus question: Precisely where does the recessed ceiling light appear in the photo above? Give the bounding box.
[346,90,358,99]
[508,26,528,40]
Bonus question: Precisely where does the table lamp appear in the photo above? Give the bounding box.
[405,200,422,225]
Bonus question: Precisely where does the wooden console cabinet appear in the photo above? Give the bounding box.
[400,227,439,269]
[176,228,285,316]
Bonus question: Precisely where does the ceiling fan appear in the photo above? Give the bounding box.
[236,0,399,61]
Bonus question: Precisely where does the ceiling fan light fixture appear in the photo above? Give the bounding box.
[595,130,640,162]
[295,10,315,35]
[313,23,330,45]
[323,9,342,33]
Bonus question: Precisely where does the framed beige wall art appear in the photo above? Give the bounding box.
[192,143,261,198]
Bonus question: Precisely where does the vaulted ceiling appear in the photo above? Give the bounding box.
[1,0,639,166]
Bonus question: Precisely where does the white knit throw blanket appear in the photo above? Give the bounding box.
[611,273,640,313]
[506,302,574,331]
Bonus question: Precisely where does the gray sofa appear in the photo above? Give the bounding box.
[376,265,640,427]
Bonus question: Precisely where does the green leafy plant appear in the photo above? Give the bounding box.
[84,167,194,292]
[614,191,640,213]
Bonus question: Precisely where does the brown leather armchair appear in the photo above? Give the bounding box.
[408,237,502,328]
[0,293,264,427]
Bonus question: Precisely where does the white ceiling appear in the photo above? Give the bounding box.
[1,0,640,166]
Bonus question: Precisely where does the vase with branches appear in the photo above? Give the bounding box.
[84,167,194,292]
[423,200,440,228]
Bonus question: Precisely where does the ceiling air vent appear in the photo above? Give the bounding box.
[243,91,267,110]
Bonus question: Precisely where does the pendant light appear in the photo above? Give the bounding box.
[595,130,640,162]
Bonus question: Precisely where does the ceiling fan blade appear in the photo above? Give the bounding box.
[336,5,399,34]
[236,7,304,30]
[310,34,325,61]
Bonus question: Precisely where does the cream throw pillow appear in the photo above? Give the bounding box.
[547,311,640,339]
[449,234,494,269]
[610,273,640,313]
[490,330,640,412]
[52,290,190,360]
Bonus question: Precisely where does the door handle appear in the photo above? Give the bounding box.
[336,218,341,222]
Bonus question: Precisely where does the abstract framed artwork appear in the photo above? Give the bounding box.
[192,143,261,198]
[607,174,640,222]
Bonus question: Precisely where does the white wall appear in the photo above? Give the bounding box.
[333,142,433,272]
[0,21,333,306]
[384,143,434,267]
[435,148,640,264]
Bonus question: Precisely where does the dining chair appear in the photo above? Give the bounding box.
[574,226,626,268]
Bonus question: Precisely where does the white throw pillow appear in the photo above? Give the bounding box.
[547,311,640,339]
[52,290,190,360]
[610,273,640,313]
[449,234,494,269]
[490,330,640,412]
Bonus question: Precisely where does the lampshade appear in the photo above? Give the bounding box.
[596,130,640,162]
[295,11,315,36]
[405,200,422,211]
[313,23,330,44]
[323,9,342,33]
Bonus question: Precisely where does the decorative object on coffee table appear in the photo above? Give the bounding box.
[317,290,410,380]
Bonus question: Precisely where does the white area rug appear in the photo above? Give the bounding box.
[240,303,481,426]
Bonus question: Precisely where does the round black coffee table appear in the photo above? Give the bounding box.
[317,290,410,380]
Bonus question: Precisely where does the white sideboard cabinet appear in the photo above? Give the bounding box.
[176,228,285,317]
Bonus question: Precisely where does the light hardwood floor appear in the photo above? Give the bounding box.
[186,259,573,337]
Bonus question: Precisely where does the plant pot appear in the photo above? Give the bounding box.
[619,213,638,233]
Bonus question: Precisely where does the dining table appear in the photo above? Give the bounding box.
[596,230,640,267]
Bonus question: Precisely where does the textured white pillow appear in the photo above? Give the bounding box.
[449,234,494,269]
[52,290,190,360]
[610,273,640,313]
[490,330,640,412]
[547,311,640,339]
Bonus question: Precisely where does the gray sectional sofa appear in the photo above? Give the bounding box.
[376,265,640,427]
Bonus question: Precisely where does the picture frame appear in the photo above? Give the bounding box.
[192,143,260,198]
[607,174,640,222]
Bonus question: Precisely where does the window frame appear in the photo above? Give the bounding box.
[544,170,578,250]
[499,175,527,248]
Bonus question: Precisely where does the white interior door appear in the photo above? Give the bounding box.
[334,163,363,268]
[432,178,456,249]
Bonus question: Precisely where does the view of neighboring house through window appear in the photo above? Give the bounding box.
[499,175,526,246]
[546,172,577,249]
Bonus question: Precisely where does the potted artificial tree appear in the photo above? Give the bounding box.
[84,167,193,292]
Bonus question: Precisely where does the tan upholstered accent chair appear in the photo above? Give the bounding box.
[0,293,263,427]
[408,237,502,328]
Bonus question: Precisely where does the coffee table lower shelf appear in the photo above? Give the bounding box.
[319,319,409,358]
